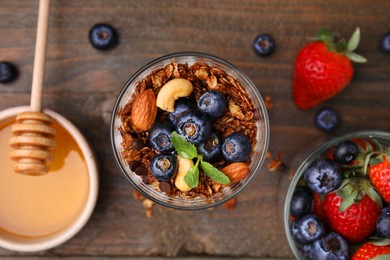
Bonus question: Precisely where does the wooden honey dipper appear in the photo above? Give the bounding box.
[9,0,55,176]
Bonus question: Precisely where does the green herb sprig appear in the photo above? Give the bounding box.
[171,131,231,188]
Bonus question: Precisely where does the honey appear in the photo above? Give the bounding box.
[0,117,89,238]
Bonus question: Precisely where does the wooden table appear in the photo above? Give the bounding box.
[1,0,389,258]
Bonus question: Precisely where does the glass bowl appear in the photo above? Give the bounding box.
[110,52,270,210]
[283,130,390,259]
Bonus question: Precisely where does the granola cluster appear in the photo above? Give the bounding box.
[119,61,258,199]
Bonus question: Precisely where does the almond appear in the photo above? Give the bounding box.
[221,162,250,183]
[131,89,157,132]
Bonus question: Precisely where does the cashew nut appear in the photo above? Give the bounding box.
[156,78,193,112]
[174,155,193,192]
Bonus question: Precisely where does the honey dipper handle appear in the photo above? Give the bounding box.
[30,0,51,112]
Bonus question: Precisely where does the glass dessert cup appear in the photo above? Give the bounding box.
[283,130,390,259]
[111,52,270,210]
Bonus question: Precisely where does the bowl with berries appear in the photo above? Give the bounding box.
[110,52,270,210]
[284,131,390,259]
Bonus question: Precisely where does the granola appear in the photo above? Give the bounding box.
[119,62,258,199]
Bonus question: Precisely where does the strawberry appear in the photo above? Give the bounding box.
[293,28,367,109]
[351,241,390,260]
[368,150,390,203]
[323,178,382,243]
[312,192,326,222]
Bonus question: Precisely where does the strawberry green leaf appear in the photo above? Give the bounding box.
[373,255,390,260]
[364,152,376,175]
[345,52,367,63]
[338,190,358,212]
[316,28,331,41]
[366,186,383,208]
[335,41,347,53]
[171,131,198,159]
[184,157,200,188]
[347,27,361,52]
[336,184,353,199]
[371,238,390,246]
[200,161,230,185]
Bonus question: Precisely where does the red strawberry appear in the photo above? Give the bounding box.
[369,151,390,203]
[351,241,390,260]
[323,178,382,243]
[312,192,326,221]
[293,28,367,109]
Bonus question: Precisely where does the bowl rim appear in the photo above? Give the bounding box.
[110,51,270,210]
[283,130,390,258]
[0,106,99,252]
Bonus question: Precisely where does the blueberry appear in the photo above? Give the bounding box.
[88,23,118,50]
[197,132,222,162]
[168,97,197,125]
[377,206,390,238]
[175,109,211,145]
[379,32,390,54]
[222,132,252,162]
[332,140,359,165]
[197,90,227,120]
[306,232,349,260]
[291,214,326,245]
[0,61,18,84]
[315,107,340,133]
[252,33,275,57]
[148,122,174,153]
[150,154,177,182]
[290,187,314,218]
[304,158,342,194]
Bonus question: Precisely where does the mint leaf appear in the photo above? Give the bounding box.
[200,161,230,185]
[184,157,200,188]
[171,131,198,159]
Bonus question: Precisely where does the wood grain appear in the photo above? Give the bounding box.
[1,0,390,258]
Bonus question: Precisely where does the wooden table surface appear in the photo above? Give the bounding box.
[1,0,390,258]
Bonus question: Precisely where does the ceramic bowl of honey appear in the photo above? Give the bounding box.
[0,106,98,252]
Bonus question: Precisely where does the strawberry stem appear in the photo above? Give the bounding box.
[313,27,367,63]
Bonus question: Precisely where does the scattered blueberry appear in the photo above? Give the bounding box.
[168,97,197,125]
[377,206,390,238]
[88,23,118,50]
[332,140,359,165]
[222,132,252,162]
[291,214,326,245]
[315,107,340,133]
[379,32,390,54]
[290,187,314,218]
[0,61,18,84]
[148,122,174,153]
[197,90,227,120]
[197,132,222,162]
[252,33,276,57]
[304,158,342,194]
[150,154,177,182]
[175,109,211,145]
[306,232,349,260]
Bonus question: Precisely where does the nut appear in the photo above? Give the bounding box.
[156,78,193,112]
[130,89,157,132]
[221,162,250,183]
[174,155,193,192]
